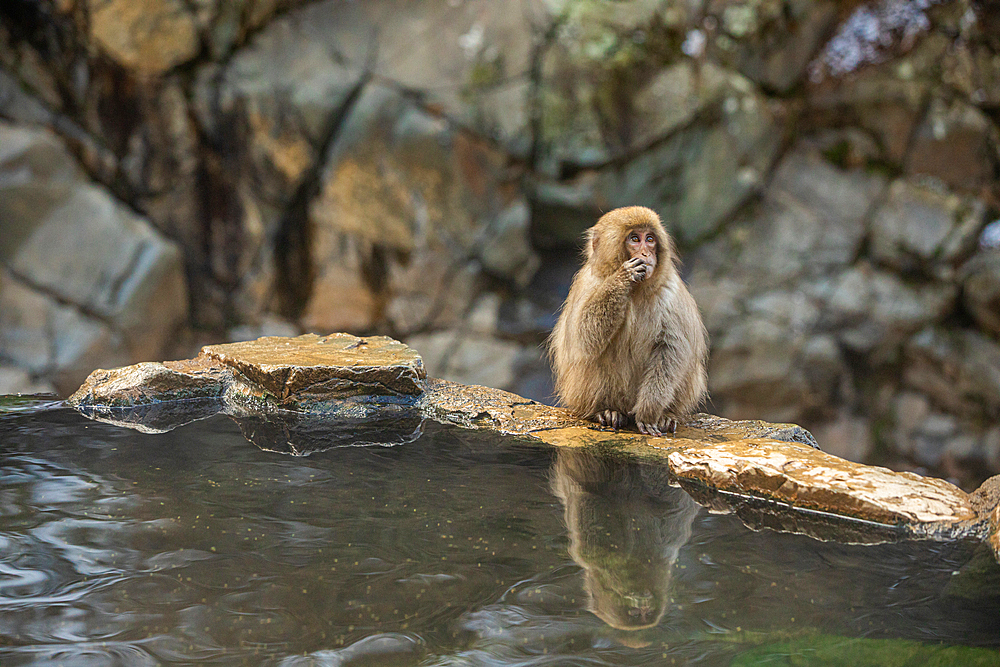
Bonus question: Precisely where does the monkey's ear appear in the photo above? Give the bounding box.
[583,227,599,258]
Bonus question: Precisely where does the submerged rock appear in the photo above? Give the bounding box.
[67,333,998,559]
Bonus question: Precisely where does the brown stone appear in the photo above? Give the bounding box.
[300,245,382,334]
[89,0,199,76]
[201,333,426,403]
[68,356,230,408]
[420,377,579,433]
[905,97,999,192]
[969,475,1000,563]
[306,84,528,334]
[664,440,975,529]
[68,333,427,412]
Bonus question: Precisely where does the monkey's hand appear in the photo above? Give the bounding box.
[636,417,678,437]
[623,257,649,284]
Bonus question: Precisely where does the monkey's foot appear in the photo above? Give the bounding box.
[636,418,677,437]
[596,410,626,431]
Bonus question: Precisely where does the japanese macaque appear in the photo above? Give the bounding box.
[548,206,708,435]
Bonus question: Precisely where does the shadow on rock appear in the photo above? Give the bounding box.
[550,448,699,631]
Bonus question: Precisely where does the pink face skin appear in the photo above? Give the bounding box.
[625,227,658,270]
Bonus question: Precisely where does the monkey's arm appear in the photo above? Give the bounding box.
[632,283,709,435]
[633,336,685,425]
[572,263,641,357]
[633,331,706,435]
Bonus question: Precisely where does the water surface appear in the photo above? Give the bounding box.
[1,402,998,666]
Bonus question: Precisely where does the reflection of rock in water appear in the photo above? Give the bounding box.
[550,449,699,630]
[75,398,226,434]
[233,406,424,455]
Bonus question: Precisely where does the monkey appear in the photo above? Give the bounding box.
[548,206,708,436]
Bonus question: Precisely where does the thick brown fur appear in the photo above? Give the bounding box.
[548,206,708,434]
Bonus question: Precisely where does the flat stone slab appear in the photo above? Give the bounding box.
[664,441,977,530]
[66,333,995,556]
[202,333,425,402]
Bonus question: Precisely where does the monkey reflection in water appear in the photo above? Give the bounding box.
[550,448,699,630]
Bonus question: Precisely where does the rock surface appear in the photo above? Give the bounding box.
[961,250,1000,335]
[71,332,425,414]
[202,333,425,402]
[0,121,188,395]
[970,476,1000,561]
[68,334,996,558]
[89,0,200,76]
[666,441,975,529]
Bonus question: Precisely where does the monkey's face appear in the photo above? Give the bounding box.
[625,227,658,272]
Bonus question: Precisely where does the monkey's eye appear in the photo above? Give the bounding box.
[629,233,640,242]
[646,234,655,243]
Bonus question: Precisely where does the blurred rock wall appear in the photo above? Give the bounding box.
[1,0,998,486]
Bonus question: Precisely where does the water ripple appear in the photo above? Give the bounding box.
[0,641,160,667]
[0,410,997,664]
[275,632,426,667]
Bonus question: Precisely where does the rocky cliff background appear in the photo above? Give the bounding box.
[1,0,998,488]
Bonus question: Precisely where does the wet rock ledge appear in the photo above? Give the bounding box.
[69,333,999,559]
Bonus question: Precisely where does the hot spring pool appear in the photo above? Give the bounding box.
[1,398,998,666]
